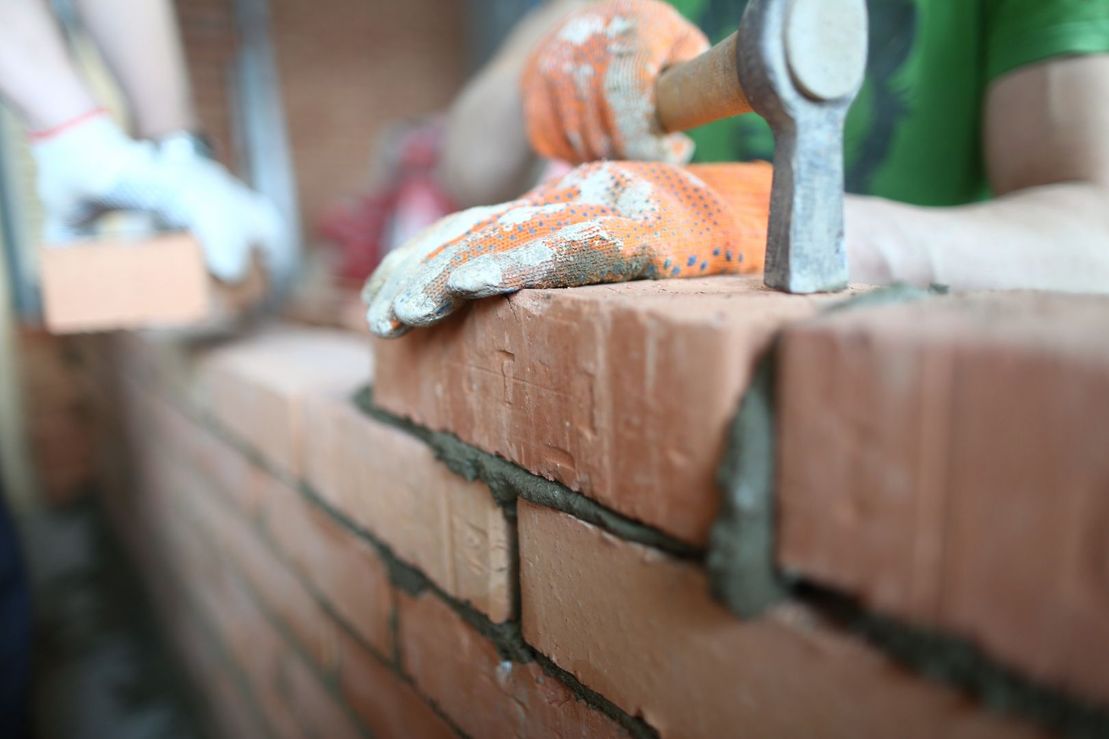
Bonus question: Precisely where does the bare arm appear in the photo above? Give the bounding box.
[0,0,96,129]
[439,0,589,208]
[75,0,196,137]
[847,54,1109,292]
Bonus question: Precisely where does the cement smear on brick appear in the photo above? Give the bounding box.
[708,284,939,617]
[709,344,791,618]
[355,387,699,561]
[709,284,1109,736]
[351,288,1109,735]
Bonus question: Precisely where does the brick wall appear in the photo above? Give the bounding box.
[174,0,466,228]
[174,0,239,167]
[18,329,97,505]
[267,0,466,232]
[89,278,1109,738]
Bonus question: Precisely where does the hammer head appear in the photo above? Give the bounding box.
[737,0,868,294]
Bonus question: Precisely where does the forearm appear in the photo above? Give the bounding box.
[440,0,590,207]
[0,0,96,129]
[75,0,195,137]
[847,183,1109,293]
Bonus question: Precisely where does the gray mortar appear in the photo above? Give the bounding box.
[530,651,659,739]
[177,327,1109,737]
[299,484,655,737]
[179,398,654,737]
[709,283,944,617]
[804,584,1109,739]
[354,387,701,561]
[161,313,1109,738]
[711,284,942,616]
[707,284,1109,737]
[708,346,791,617]
[297,483,533,663]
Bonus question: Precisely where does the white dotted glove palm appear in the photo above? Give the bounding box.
[31,114,293,284]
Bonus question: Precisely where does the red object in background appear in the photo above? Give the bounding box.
[318,120,456,286]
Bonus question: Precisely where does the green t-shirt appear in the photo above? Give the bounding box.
[669,0,1109,206]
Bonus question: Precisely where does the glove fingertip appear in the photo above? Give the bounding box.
[203,238,252,284]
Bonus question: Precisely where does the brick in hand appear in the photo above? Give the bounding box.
[39,235,210,333]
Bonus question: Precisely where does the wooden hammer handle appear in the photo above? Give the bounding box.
[655,32,752,134]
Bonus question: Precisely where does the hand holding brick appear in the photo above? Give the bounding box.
[523,0,708,163]
[32,113,293,285]
[363,160,772,337]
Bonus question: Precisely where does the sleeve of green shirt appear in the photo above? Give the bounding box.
[987,0,1109,82]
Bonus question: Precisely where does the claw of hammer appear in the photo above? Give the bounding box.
[656,0,868,294]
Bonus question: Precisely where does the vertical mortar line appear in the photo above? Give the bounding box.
[355,387,700,560]
[180,383,660,733]
[776,291,1109,735]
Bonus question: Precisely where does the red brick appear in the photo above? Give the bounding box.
[137,382,266,514]
[39,235,210,333]
[397,589,627,739]
[373,277,860,545]
[280,649,362,739]
[336,630,455,739]
[197,325,371,476]
[17,330,96,504]
[518,501,1044,739]
[137,375,394,658]
[777,291,1109,706]
[262,473,394,656]
[160,495,302,739]
[180,468,341,671]
[170,607,268,739]
[302,390,510,621]
[269,0,464,227]
[163,473,359,739]
[17,329,89,409]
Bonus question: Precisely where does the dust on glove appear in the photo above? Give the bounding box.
[522,0,709,165]
[364,160,772,338]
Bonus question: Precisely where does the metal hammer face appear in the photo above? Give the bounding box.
[738,0,868,293]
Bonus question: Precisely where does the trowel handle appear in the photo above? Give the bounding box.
[655,31,752,134]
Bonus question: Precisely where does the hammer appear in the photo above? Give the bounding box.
[655,0,868,294]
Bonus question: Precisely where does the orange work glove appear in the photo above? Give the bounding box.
[522,0,709,165]
[363,160,772,337]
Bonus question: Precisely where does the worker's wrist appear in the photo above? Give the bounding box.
[845,195,937,286]
[27,107,109,142]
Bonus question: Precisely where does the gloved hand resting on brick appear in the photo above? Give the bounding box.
[523,0,708,165]
[32,111,293,285]
[363,160,771,338]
